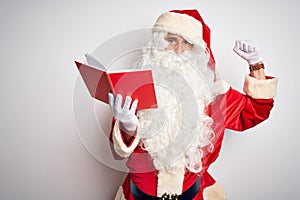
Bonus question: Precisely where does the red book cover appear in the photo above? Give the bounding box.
[75,61,158,110]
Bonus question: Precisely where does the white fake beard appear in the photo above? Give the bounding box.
[135,41,219,174]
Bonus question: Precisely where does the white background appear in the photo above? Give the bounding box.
[0,0,299,199]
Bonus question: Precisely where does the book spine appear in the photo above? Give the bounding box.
[106,72,115,96]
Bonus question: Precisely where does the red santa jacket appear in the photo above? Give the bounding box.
[110,75,278,200]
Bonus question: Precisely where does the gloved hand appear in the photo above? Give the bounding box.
[108,93,138,132]
[233,40,262,65]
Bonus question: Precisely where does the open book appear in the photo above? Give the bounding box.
[75,54,158,110]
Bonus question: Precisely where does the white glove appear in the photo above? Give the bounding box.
[233,40,262,65]
[108,93,138,132]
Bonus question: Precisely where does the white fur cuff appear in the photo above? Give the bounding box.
[112,121,139,158]
[243,75,278,99]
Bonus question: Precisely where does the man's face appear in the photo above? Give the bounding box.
[164,33,193,54]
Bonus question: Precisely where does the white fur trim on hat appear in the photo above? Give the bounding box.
[243,75,278,99]
[153,12,204,45]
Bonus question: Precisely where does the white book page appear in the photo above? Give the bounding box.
[84,53,107,71]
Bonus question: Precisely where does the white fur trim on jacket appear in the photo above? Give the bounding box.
[203,182,226,200]
[153,12,204,46]
[112,121,140,158]
[114,186,126,200]
[243,75,278,99]
[157,167,185,197]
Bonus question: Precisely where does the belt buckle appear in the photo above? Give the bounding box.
[161,193,178,200]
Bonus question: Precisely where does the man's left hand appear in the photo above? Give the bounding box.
[233,40,262,65]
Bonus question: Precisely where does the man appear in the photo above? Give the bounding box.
[109,9,278,200]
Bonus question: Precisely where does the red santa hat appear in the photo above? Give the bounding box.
[152,9,216,71]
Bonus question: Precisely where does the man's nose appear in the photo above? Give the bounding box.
[174,44,184,54]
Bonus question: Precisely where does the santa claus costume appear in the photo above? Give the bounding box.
[110,9,278,200]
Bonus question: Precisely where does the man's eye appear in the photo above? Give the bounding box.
[183,41,190,45]
[167,38,176,44]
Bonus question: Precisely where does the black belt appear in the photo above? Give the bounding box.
[130,175,201,200]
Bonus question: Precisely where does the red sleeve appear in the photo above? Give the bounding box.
[223,87,274,131]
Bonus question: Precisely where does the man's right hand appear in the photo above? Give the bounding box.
[108,93,138,132]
